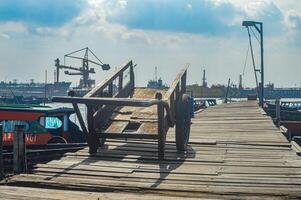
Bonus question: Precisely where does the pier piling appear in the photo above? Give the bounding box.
[13,125,26,174]
[275,98,281,127]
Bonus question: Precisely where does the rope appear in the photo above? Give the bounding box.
[247,27,259,96]
[242,44,250,75]
[250,26,260,45]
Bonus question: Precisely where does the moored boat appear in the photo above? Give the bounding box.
[0,104,85,146]
[263,101,301,121]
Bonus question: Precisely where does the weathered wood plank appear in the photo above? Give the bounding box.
[1,101,301,199]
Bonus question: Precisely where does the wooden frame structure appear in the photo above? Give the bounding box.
[53,60,190,159]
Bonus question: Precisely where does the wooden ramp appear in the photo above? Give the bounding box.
[1,101,301,199]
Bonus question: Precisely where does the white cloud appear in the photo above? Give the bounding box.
[0,22,27,34]
[0,0,300,88]
[187,3,192,10]
[284,10,301,29]
[0,32,9,39]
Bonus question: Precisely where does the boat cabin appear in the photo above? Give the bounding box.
[0,104,85,146]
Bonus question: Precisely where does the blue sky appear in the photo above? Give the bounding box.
[0,0,300,87]
[108,0,238,35]
[0,0,85,27]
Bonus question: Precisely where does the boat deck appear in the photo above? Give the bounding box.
[1,101,301,199]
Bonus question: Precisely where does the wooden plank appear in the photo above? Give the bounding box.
[1,101,301,199]
[104,121,129,133]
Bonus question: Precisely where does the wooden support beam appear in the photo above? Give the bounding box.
[165,63,189,100]
[53,96,161,107]
[0,125,3,179]
[108,82,113,97]
[130,63,135,93]
[275,98,281,127]
[118,73,123,91]
[87,105,98,154]
[13,125,26,174]
[99,133,158,139]
[181,71,187,94]
[72,103,88,141]
[225,78,231,103]
[169,91,175,121]
[156,92,165,160]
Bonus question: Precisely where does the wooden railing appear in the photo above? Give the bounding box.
[52,62,189,159]
[85,60,134,98]
[163,64,189,132]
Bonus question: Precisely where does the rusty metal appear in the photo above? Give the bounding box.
[52,60,190,159]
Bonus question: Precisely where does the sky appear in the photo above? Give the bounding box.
[0,0,300,88]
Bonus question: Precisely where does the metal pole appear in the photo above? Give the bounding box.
[260,23,264,107]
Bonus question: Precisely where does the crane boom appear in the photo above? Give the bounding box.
[54,47,110,89]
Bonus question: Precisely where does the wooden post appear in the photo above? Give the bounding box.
[108,82,113,97]
[175,84,180,102]
[156,92,165,160]
[130,63,135,92]
[118,73,123,92]
[13,125,26,174]
[87,105,98,154]
[225,78,231,103]
[0,125,3,179]
[181,71,187,94]
[275,98,281,127]
[72,103,88,141]
[169,91,175,122]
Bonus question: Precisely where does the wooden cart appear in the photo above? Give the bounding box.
[52,60,192,159]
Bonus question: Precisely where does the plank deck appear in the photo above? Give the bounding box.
[1,101,301,199]
[106,87,166,134]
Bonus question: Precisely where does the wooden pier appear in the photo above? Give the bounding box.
[1,101,301,199]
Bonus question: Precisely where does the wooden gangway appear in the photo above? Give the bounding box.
[1,101,301,199]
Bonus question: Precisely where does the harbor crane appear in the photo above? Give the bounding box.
[55,47,110,88]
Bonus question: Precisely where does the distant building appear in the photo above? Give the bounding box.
[239,83,301,99]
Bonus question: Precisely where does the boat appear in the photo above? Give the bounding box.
[0,104,85,146]
[147,78,168,89]
[281,121,301,138]
[263,101,301,138]
[263,101,301,121]
[147,67,168,89]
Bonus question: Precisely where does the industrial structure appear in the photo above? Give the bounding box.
[202,69,207,87]
[55,47,110,91]
[242,21,264,107]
